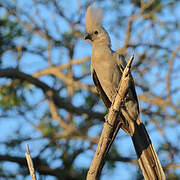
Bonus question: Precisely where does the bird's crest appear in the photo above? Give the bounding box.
[85,6,103,33]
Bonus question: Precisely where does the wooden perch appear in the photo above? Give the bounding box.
[86,55,134,180]
[25,144,37,180]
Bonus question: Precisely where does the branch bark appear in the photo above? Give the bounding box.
[86,55,134,180]
[25,144,37,180]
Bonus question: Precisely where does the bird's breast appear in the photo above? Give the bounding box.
[91,51,121,101]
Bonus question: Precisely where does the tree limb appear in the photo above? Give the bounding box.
[86,55,134,180]
[0,68,103,120]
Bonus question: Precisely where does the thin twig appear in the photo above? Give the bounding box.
[25,144,37,180]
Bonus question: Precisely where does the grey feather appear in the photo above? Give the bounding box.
[85,6,165,180]
[85,6,103,33]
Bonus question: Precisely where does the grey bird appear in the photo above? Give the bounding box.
[84,6,165,180]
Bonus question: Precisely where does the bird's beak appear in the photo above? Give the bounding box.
[84,33,92,40]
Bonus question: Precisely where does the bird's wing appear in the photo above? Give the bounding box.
[92,68,130,134]
[92,69,111,108]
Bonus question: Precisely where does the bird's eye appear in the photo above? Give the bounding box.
[94,30,98,35]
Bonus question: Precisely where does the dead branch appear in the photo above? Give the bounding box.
[25,144,37,180]
[86,55,134,180]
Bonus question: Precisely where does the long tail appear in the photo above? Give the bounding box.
[104,115,165,180]
[131,117,165,180]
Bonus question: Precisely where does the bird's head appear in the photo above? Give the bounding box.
[84,6,111,46]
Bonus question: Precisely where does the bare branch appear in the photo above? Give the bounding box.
[0,68,103,120]
[86,55,134,180]
[25,144,37,180]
